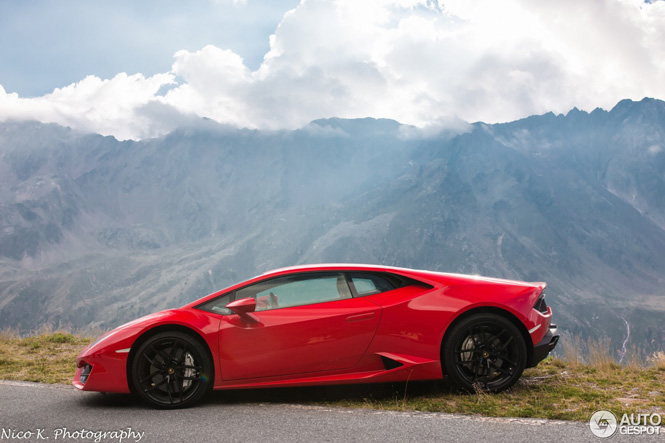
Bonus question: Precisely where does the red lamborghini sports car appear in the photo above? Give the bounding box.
[73,264,559,408]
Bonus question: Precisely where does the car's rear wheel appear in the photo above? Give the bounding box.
[442,313,526,393]
[130,331,213,409]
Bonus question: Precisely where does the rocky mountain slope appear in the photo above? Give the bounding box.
[1,98,664,355]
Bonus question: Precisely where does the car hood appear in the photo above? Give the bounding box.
[85,309,181,353]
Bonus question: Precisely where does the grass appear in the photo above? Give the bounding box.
[309,356,665,422]
[0,328,92,384]
[0,328,663,422]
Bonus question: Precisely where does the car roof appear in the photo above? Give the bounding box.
[262,263,409,276]
[263,263,542,287]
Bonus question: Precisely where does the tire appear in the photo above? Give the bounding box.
[442,313,526,393]
[130,331,213,408]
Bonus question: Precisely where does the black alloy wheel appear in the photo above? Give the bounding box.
[442,313,526,393]
[131,331,213,408]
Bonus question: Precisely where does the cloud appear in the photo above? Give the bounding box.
[1,0,665,139]
[648,144,662,155]
[0,73,178,140]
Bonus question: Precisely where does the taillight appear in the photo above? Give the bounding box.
[533,293,548,314]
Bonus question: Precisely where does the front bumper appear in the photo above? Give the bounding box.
[527,324,559,367]
[72,329,139,394]
[73,350,132,393]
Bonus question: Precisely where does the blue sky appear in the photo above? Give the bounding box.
[1,0,664,140]
[0,0,298,96]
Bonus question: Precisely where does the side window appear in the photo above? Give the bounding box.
[196,292,234,315]
[235,273,352,311]
[349,273,397,296]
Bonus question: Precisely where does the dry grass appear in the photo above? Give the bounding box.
[310,357,665,422]
[648,351,665,370]
[0,328,92,384]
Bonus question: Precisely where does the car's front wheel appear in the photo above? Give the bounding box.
[442,313,526,393]
[130,331,213,408]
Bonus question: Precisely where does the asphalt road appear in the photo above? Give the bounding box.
[0,380,661,443]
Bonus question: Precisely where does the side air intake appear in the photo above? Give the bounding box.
[381,356,404,370]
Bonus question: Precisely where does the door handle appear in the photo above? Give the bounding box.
[346,312,375,323]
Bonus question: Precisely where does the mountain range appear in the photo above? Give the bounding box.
[1,97,664,356]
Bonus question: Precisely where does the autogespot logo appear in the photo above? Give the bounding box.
[590,410,663,437]
[590,410,618,438]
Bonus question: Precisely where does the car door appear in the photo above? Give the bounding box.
[218,272,382,380]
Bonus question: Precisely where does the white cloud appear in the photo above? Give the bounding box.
[1,0,665,139]
[0,73,178,140]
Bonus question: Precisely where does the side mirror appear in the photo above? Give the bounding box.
[226,298,258,322]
